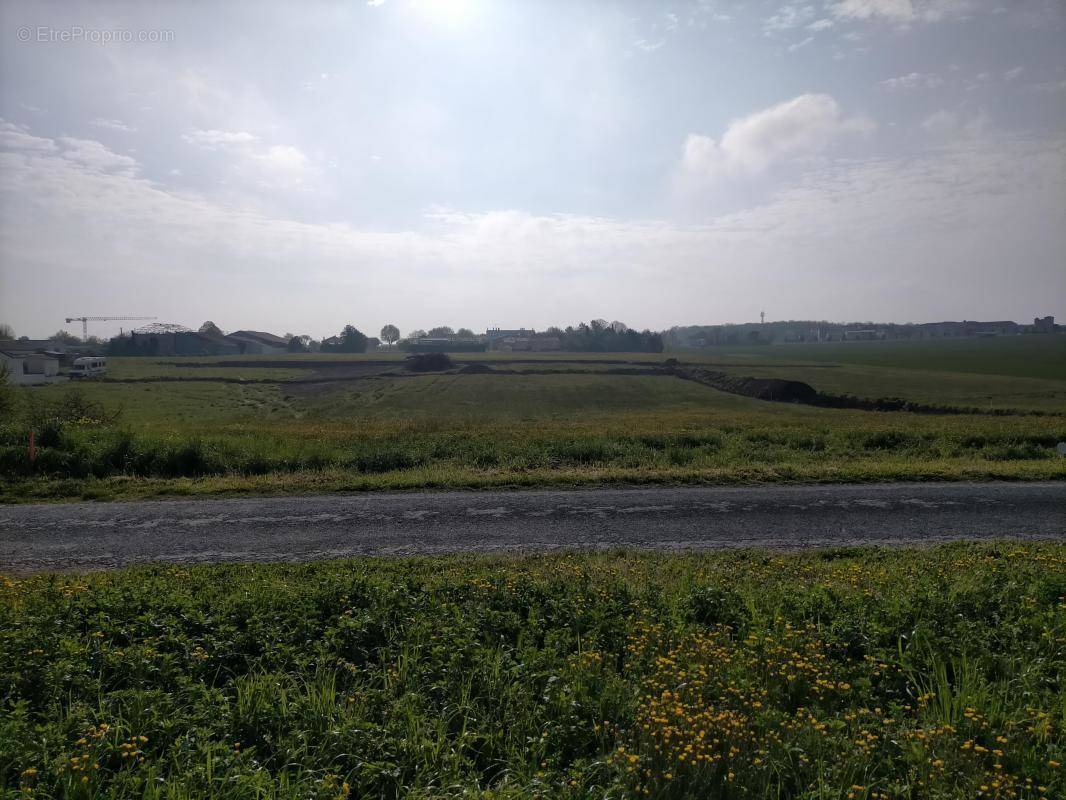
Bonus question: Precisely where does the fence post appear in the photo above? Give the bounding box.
[28,429,36,464]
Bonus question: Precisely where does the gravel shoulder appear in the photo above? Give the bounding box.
[1,482,1063,573]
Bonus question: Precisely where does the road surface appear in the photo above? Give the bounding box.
[0,482,1062,572]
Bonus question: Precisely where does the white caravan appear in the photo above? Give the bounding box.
[70,356,108,379]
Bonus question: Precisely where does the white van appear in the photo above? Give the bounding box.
[70,356,107,379]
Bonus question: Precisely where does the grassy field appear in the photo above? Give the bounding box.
[698,335,1066,382]
[1,337,1064,502]
[1,543,1062,798]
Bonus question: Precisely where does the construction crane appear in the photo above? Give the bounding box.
[64,316,157,340]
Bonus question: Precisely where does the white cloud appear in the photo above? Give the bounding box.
[1003,66,1024,81]
[830,0,975,24]
[1,123,1063,333]
[253,144,309,172]
[180,129,312,188]
[0,121,58,153]
[789,36,815,52]
[807,18,835,31]
[765,4,817,32]
[1027,79,1066,94]
[682,94,875,181]
[57,137,139,176]
[878,72,944,90]
[90,118,137,133]
[181,129,259,149]
[921,107,988,138]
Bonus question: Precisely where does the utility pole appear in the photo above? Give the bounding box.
[760,311,765,325]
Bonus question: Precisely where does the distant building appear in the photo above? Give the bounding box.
[495,336,562,352]
[405,337,487,353]
[126,329,242,356]
[226,330,290,355]
[485,328,535,342]
[1,349,60,385]
[1033,315,1055,334]
[843,330,880,341]
[10,338,72,355]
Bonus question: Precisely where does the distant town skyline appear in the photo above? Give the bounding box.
[2,0,1064,339]
[3,313,1059,344]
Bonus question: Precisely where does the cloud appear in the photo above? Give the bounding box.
[56,137,139,176]
[1027,79,1066,94]
[0,123,1063,333]
[789,36,816,52]
[765,4,818,32]
[180,128,312,188]
[830,0,975,24]
[682,94,875,181]
[921,107,988,139]
[878,72,944,90]
[181,129,259,149]
[0,121,58,153]
[807,18,835,31]
[244,144,313,187]
[90,118,137,133]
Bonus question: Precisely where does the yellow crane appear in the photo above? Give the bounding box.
[64,316,157,340]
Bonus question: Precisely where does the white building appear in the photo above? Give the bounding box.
[1,350,61,385]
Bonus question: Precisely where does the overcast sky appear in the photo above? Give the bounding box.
[1,0,1064,340]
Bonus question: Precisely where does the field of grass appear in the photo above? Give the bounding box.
[1,338,1064,503]
[1,543,1062,798]
[699,335,1066,382]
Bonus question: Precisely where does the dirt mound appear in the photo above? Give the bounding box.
[458,363,495,374]
[723,376,819,403]
[405,352,455,372]
[677,368,818,403]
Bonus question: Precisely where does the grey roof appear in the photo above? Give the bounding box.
[228,330,289,345]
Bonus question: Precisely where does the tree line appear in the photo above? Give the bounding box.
[2,320,663,355]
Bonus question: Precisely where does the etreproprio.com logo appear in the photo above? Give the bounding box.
[16,25,175,44]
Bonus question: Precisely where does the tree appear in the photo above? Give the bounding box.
[288,336,309,353]
[199,321,223,336]
[408,330,427,340]
[51,330,81,344]
[427,326,454,338]
[0,323,13,340]
[338,325,369,353]
[380,324,400,348]
[455,328,475,338]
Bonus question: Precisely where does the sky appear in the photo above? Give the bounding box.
[0,0,1064,341]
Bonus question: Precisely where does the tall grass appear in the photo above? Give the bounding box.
[1,544,1062,797]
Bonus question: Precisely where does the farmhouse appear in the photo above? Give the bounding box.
[226,330,290,355]
[485,328,535,343]
[126,328,242,356]
[495,336,562,352]
[8,338,72,355]
[405,337,487,353]
[1,349,61,385]
[843,329,880,341]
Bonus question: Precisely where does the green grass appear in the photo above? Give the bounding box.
[2,342,1064,503]
[701,335,1066,382]
[2,543,1063,798]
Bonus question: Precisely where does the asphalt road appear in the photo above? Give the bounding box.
[0,482,1063,572]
